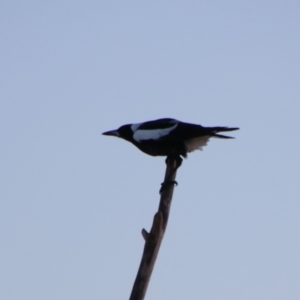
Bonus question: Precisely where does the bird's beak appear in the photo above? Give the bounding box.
[102,129,120,137]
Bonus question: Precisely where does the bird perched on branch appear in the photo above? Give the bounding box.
[103,118,239,158]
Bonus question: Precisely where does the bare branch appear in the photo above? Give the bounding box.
[129,156,182,300]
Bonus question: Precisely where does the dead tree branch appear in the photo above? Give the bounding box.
[129,155,182,300]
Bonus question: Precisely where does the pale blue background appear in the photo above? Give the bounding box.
[1,1,300,299]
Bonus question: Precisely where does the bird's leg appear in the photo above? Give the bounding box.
[159,155,182,194]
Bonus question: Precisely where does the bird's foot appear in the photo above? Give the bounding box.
[165,155,183,168]
[159,180,178,194]
[159,155,182,194]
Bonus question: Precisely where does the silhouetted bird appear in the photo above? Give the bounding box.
[103,118,239,158]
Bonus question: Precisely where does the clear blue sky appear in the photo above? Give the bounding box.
[1,2,300,299]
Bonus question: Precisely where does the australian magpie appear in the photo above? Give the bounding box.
[103,118,239,158]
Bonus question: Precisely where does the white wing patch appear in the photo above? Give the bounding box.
[133,123,178,142]
[131,123,142,132]
[184,136,210,152]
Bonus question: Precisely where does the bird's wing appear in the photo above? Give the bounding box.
[149,121,209,143]
[132,118,178,142]
[167,124,239,141]
[137,118,178,130]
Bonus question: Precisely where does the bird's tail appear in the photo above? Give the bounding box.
[208,127,239,139]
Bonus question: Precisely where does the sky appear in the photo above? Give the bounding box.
[1,1,300,299]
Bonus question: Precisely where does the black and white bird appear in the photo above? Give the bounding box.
[103,118,239,158]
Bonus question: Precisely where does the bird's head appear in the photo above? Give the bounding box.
[102,124,134,142]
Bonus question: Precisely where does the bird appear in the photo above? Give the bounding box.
[102,118,239,158]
